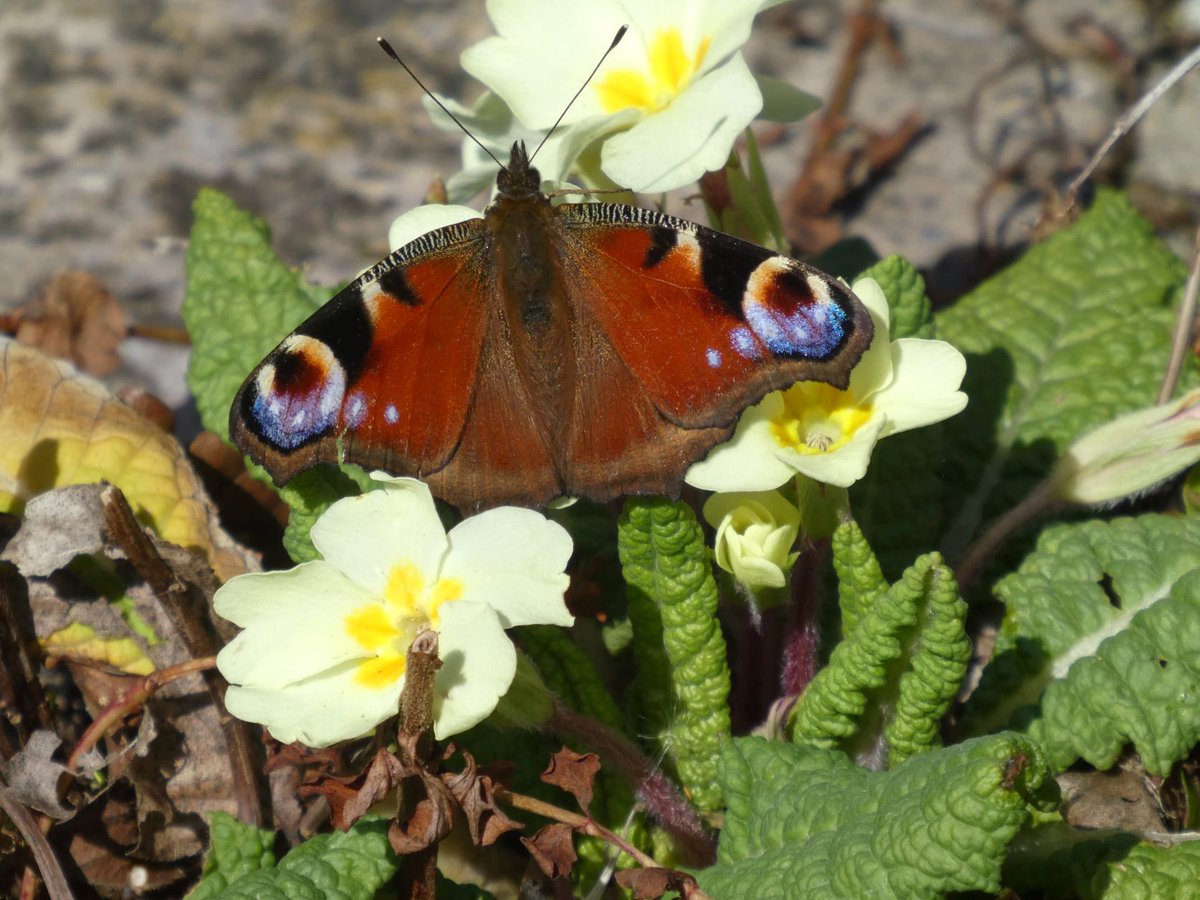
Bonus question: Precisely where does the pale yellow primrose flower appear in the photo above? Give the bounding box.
[686,278,969,491]
[1052,388,1200,505]
[703,490,801,590]
[214,474,573,747]
[460,0,815,193]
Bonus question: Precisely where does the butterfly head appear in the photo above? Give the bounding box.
[497,141,542,199]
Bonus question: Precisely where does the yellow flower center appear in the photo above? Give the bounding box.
[770,383,874,455]
[595,29,711,114]
[343,562,464,689]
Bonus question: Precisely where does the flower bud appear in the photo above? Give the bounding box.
[1053,389,1200,505]
[702,490,801,590]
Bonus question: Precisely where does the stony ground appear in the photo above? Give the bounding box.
[2,0,1197,416]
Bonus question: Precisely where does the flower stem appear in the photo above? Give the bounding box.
[546,700,716,866]
[954,477,1063,594]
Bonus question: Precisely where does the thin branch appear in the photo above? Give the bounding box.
[954,476,1063,594]
[99,485,269,827]
[1158,225,1200,404]
[1059,42,1200,217]
[64,657,217,773]
[1,788,72,900]
[498,789,660,870]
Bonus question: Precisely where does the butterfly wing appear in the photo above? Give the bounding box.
[550,202,873,498]
[230,217,561,495]
[561,203,873,423]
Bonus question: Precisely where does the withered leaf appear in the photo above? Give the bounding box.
[389,769,456,856]
[443,750,523,847]
[540,747,601,813]
[616,867,702,899]
[4,483,253,861]
[14,271,126,377]
[0,337,256,582]
[301,749,407,831]
[0,730,74,818]
[520,822,577,881]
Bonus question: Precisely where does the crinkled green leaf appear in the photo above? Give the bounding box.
[618,497,731,812]
[961,514,1200,775]
[189,811,276,898]
[848,258,946,577]
[183,188,324,441]
[831,516,888,637]
[794,522,969,767]
[1097,840,1200,899]
[1007,823,1200,899]
[936,191,1192,564]
[197,817,398,899]
[698,734,1055,899]
[858,255,934,340]
[279,463,375,563]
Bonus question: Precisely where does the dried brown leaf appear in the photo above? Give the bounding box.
[389,769,456,856]
[14,271,126,376]
[520,822,577,881]
[443,750,524,847]
[540,747,601,813]
[0,338,257,582]
[4,483,254,860]
[0,731,74,818]
[301,750,407,831]
[616,867,702,899]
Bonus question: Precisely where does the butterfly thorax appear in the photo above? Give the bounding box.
[485,143,575,450]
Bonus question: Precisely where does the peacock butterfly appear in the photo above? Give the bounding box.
[230,141,873,511]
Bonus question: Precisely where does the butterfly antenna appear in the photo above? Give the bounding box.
[529,25,627,164]
[376,36,507,171]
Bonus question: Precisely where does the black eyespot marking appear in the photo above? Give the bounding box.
[644,226,677,269]
[699,233,769,313]
[296,296,373,382]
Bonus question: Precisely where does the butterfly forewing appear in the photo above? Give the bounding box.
[230,218,492,483]
[560,203,873,428]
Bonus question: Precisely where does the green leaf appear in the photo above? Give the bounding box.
[793,522,969,766]
[831,516,888,637]
[190,812,277,898]
[697,734,1056,899]
[201,817,399,899]
[857,255,934,340]
[848,258,946,577]
[618,497,731,813]
[961,513,1200,775]
[279,463,375,563]
[935,191,1191,565]
[1007,822,1200,899]
[182,188,325,441]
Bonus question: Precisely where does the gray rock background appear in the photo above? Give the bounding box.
[2,0,1197,413]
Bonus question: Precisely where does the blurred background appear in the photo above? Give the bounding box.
[2,0,1199,418]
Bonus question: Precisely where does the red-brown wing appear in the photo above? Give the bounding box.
[554,297,731,502]
[558,203,874,428]
[231,218,499,484]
